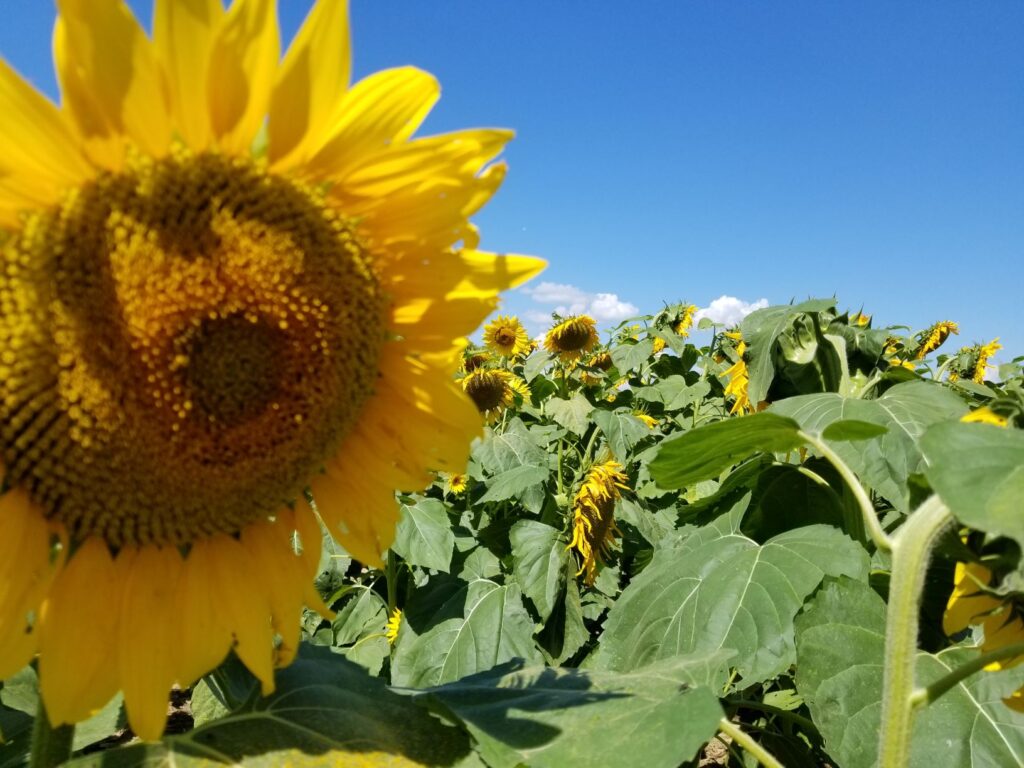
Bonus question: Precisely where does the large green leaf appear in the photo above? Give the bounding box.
[510,520,568,622]
[391,580,543,688]
[610,338,655,373]
[592,409,651,463]
[477,465,550,505]
[795,578,1024,768]
[740,298,837,404]
[771,381,967,509]
[65,648,471,767]
[648,412,804,489]
[420,657,724,768]
[473,418,547,475]
[393,498,456,573]
[546,393,594,435]
[593,506,869,685]
[922,421,1024,544]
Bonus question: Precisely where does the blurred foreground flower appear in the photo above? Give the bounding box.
[0,0,542,739]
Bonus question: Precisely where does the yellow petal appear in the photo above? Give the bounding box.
[205,533,276,694]
[207,0,280,155]
[0,57,91,207]
[0,490,56,679]
[305,67,439,179]
[54,0,172,165]
[38,538,123,726]
[118,545,183,741]
[153,0,224,149]
[268,0,351,168]
[174,537,233,688]
[312,467,397,568]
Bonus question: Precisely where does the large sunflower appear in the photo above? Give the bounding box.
[0,0,543,740]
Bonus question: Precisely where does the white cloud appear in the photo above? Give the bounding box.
[695,295,769,327]
[522,281,639,323]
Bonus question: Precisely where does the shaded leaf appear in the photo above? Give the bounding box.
[393,499,456,573]
[593,409,652,463]
[478,465,550,505]
[510,520,568,622]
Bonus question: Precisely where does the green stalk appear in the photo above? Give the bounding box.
[877,495,952,768]
[29,702,74,768]
[800,431,892,553]
[911,640,1024,707]
[717,718,784,768]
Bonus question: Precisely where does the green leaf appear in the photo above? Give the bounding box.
[523,349,553,382]
[474,419,546,475]
[795,578,1024,768]
[189,679,231,727]
[421,657,724,768]
[64,648,471,767]
[393,499,456,573]
[740,298,837,403]
[822,419,889,441]
[478,465,550,505]
[593,409,652,463]
[610,338,655,373]
[537,578,589,665]
[593,507,869,685]
[546,393,594,435]
[771,381,967,509]
[648,412,804,489]
[391,580,544,688]
[510,520,568,622]
[922,421,1024,543]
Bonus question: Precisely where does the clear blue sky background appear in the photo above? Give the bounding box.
[2,2,1021,359]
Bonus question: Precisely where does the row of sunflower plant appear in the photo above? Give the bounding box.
[5,296,1020,767]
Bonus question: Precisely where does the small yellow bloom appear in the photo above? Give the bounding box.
[652,337,667,355]
[545,315,599,361]
[386,608,402,646]
[722,331,754,415]
[944,561,1024,711]
[568,460,630,585]
[445,473,469,495]
[634,412,658,429]
[483,315,531,358]
[890,358,917,371]
[850,312,871,327]
[915,321,959,359]
[673,305,698,337]
[973,338,1002,384]
[961,407,1009,428]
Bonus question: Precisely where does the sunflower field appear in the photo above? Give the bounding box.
[3,296,1022,767]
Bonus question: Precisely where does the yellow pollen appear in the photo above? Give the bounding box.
[0,151,385,548]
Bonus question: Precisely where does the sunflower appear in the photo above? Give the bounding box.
[461,369,531,422]
[634,412,658,429]
[673,304,698,337]
[483,314,531,357]
[944,561,1024,711]
[914,321,959,359]
[961,407,1009,428]
[445,472,469,496]
[651,337,667,355]
[544,315,599,361]
[568,460,629,585]
[722,331,754,415]
[385,607,403,646]
[850,311,871,327]
[972,338,1003,384]
[0,0,543,740]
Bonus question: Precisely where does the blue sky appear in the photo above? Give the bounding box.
[2,2,1021,359]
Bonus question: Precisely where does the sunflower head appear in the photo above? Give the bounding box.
[721,331,754,415]
[462,350,491,373]
[651,337,667,355]
[483,315,531,357]
[850,311,871,327]
[385,607,403,646]
[961,406,1009,428]
[634,412,658,429]
[445,472,469,496]
[568,460,629,585]
[544,315,599,361]
[0,0,543,740]
[461,368,530,422]
[673,304,698,337]
[914,321,959,359]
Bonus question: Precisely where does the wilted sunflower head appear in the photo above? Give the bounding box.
[914,320,959,359]
[721,331,754,415]
[0,0,543,740]
[568,459,630,585]
[673,304,698,337]
[462,350,491,373]
[461,368,530,423]
[483,314,531,357]
[544,315,599,360]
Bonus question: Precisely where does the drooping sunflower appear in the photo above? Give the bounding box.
[483,314,531,358]
[914,320,959,359]
[544,315,599,361]
[721,331,754,415]
[568,460,629,585]
[673,304,698,337]
[971,338,1003,384]
[944,560,1024,711]
[461,368,531,423]
[385,607,403,646]
[0,0,543,740]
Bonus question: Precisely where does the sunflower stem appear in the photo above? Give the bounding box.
[878,495,953,768]
[385,549,399,613]
[29,701,74,768]
[716,718,784,768]
[910,640,1024,708]
[799,431,891,553]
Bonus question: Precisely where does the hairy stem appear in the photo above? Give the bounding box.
[29,701,74,768]
[717,718,784,768]
[911,640,1024,707]
[878,495,953,768]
